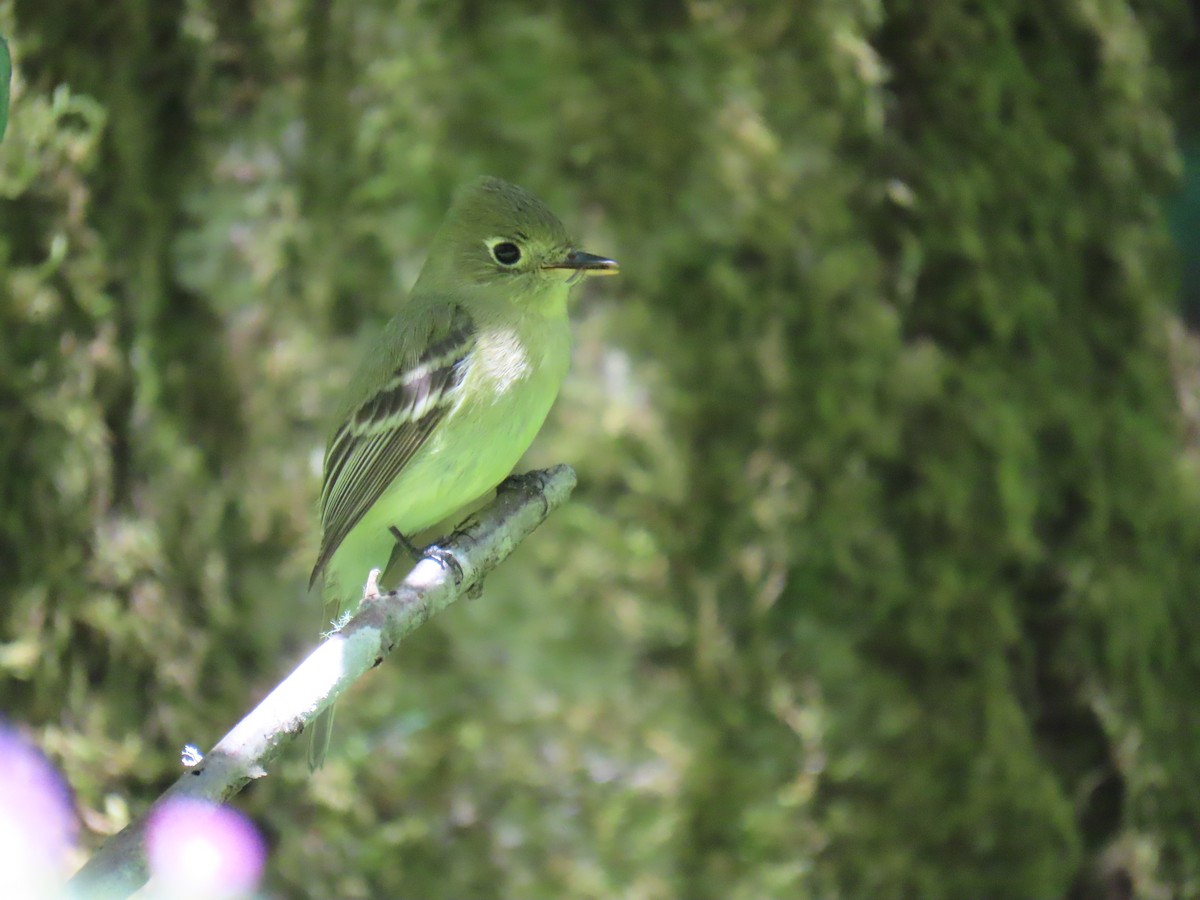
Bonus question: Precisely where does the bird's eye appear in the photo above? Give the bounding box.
[492,242,521,266]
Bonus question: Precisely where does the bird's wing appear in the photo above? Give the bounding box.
[309,304,475,588]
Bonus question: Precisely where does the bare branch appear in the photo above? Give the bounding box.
[68,465,577,898]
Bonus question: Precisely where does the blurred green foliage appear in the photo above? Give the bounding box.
[2,0,1200,897]
[0,35,9,141]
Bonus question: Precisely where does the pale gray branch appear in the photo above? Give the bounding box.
[68,465,577,898]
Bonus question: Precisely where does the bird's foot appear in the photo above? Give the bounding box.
[497,470,550,518]
[420,543,464,585]
[428,544,482,598]
[498,470,543,494]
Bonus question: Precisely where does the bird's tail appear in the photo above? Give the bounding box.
[308,593,344,771]
[308,702,336,771]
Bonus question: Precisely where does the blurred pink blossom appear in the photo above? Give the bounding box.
[0,725,77,897]
[146,797,266,898]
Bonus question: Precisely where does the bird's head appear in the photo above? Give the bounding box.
[415,176,618,302]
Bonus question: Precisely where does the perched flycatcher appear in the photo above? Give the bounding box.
[308,176,618,768]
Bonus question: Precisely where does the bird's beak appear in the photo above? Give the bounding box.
[543,249,620,277]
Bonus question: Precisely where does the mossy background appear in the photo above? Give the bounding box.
[3,1,1200,897]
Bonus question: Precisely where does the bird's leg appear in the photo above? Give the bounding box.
[388,525,420,558]
[389,523,465,585]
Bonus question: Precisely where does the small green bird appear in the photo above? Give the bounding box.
[308,177,618,769]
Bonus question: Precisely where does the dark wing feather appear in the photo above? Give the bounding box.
[309,307,474,587]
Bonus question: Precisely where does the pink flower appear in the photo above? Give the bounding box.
[0,725,77,896]
[146,798,266,898]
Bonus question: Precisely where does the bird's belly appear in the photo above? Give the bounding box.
[391,384,555,523]
[324,356,563,604]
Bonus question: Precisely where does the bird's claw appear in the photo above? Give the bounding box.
[421,544,464,585]
[498,471,540,494]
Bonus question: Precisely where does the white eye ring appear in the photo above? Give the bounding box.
[485,238,522,266]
